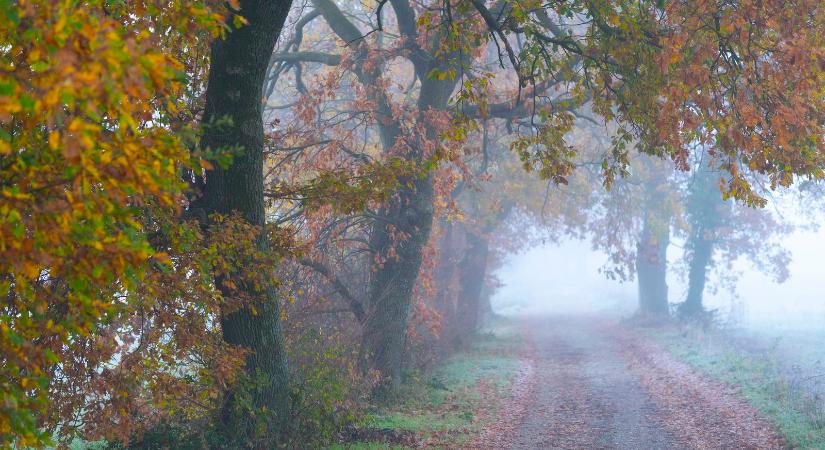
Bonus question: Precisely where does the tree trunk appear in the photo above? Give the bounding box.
[362,173,435,394]
[433,221,461,353]
[678,165,724,319]
[453,228,489,347]
[636,213,670,316]
[196,0,292,445]
[680,229,713,317]
[436,223,459,316]
[478,285,494,323]
[361,72,457,393]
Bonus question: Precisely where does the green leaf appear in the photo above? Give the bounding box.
[0,81,14,96]
[19,94,35,111]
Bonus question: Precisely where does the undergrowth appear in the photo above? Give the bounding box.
[330,319,523,449]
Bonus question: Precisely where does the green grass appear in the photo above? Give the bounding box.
[332,320,523,449]
[328,443,410,450]
[650,325,825,449]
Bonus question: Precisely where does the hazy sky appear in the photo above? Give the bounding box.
[492,220,825,332]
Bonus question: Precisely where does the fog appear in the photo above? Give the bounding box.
[493,213,825,333]
[492,239,637,317]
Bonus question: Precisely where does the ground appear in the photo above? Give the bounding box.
[483,315,784,449]
[337,315,790,449]
[650,322,825,448]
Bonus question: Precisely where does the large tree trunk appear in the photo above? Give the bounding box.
[196,0,292,444]
[361,72,457,393]
[362,173,435,394]
[636,213,670,316]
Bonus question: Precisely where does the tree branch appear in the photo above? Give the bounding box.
[271,51,342,65]
[299,258,366,321]
[311,0,363,43]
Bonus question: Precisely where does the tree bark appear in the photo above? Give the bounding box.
[361,75,457,394]
[195,0,292,445]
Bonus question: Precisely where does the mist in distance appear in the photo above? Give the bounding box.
[493,206,825,334]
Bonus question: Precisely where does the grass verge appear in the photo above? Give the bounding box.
[330,319,524,449]
[648,324,825,448]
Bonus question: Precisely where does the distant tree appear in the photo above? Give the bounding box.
[635,161,676,317]
[587,148,792,320]
[677,161,792,319]
[584,151,681,317]
[679,164,726,317]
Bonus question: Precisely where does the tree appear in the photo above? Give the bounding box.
[634,159,677,316]
[435,120,595,342]
[586,147,792,320]
[0,1,226,446]
[190,0,296,445]
[679,163,726,317]
[265,0,467,393]
[583,150,680,316]
[677,160,792,319]
[266,0,587,392]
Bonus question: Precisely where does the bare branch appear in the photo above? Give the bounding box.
[271,51,342,65]
[299,258,366,321]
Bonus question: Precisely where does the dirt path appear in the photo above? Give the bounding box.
[479,315,785,450]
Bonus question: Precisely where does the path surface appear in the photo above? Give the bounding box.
[478,315,785,450]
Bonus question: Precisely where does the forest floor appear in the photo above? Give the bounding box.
[337,315,789,449]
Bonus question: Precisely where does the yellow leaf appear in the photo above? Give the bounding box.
[48,131,60,150]
[22,262,41,279]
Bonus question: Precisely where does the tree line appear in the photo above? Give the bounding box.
[1,0,823,448]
